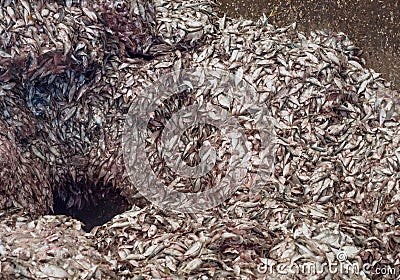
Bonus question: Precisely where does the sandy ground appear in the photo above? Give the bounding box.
[218,0,400,90]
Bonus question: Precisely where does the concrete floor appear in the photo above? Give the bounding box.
[218,0,400,90]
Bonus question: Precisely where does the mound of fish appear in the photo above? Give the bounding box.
[0,0,216,215]
[0,209,115,279]
[0,0,399,279]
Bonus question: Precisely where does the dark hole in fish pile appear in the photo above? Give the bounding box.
[53,180,131,232]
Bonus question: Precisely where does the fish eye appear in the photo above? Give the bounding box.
[115,2,123,10]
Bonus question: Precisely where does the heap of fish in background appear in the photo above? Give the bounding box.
[0,0,156,81]
[0,0,399,279]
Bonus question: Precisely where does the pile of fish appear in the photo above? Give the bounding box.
[0,0,153,215]
[0,209,115,279]
[0,0,216,215]
[1,0,399,279]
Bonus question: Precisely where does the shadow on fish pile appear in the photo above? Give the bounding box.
[0,0,215,219]
[1,0,400,279]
